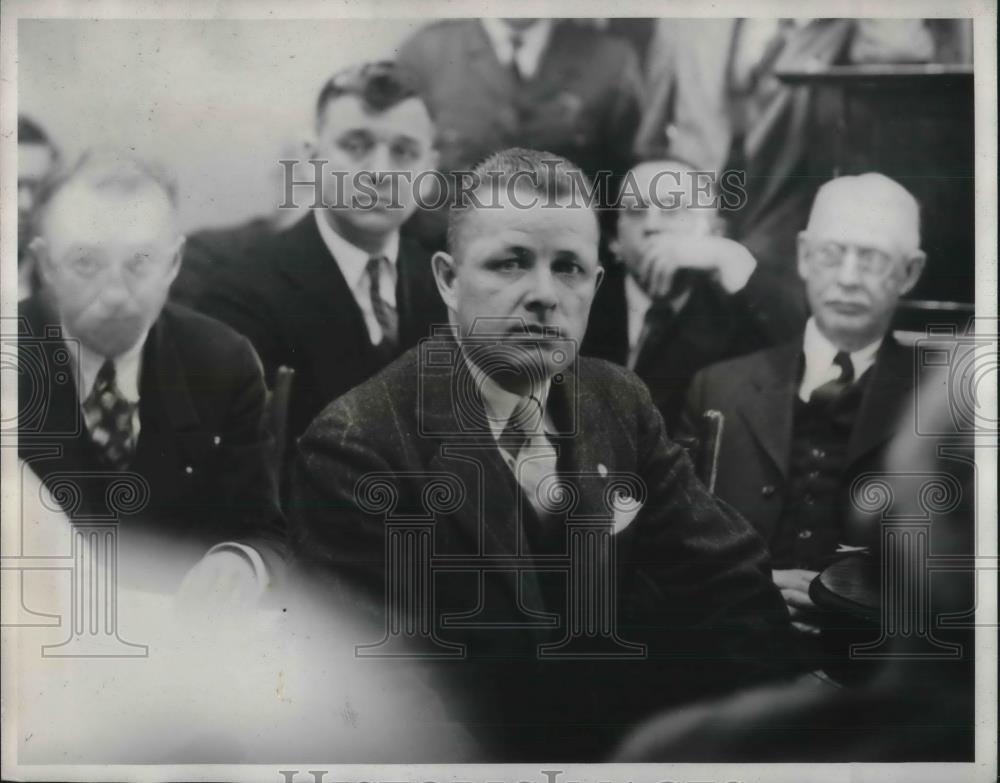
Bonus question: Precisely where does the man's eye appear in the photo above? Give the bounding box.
[391,142,418,162]
[553,260,583,276]
[339,136,371,156]
[72,257,100,276]
[128,253,153,274]
[492,258,522,273]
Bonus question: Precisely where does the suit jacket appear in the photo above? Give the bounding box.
[683,336,916,559]
[397,20,643,244]
[583,262,806,433]
[17,296,285,580]
[193,215,447,447]
[290,334,797,759]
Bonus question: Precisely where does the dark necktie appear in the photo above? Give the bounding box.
[366,255,398,351]
[809,351,855,406]
[509,30,525,82]
[630,298,675,371]
[81,359,138,471]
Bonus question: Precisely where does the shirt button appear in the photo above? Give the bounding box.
[811,448,826,460]
[798,529,813,540]
[761,484,776,498]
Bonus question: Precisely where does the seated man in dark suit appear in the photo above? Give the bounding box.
[683,173,926,636]
[291,148,798,760]
[583,158,806,432]
[194,61,447,448]
[19,149,284,595]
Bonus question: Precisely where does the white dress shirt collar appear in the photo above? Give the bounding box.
[314,210,399,292]
[65,326,147,404]
[314,211,400,344]
[799,317,882,401]
[480,19,554,79]
[466,352,553,441]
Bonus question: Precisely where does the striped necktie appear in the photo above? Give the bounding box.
[366,255,398,351]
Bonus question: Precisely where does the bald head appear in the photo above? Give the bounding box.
[798,173,926,352]
[806,173,922,257]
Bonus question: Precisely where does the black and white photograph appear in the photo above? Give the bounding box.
[0,1,996,781]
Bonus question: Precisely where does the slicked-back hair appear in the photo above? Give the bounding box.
[446,147,596,258]
[315,60,431,123]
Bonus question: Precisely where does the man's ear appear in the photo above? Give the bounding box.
[165,235,186,286]
[27,237,53,286]
[594,264,605,291]
[898,250,927,295]
[796,232,810,282]
[431,250,459,313]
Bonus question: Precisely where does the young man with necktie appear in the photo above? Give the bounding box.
[683,173,928,635]
[193,61,447,451]
[290,148,798,760]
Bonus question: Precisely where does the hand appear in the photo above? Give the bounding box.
[634,235,756,297]
[773,568,822,636]
[176,548,263,613]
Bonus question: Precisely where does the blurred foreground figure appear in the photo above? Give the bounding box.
[18,148,285,594]
[11,467,475,763]
[617,364,977,761]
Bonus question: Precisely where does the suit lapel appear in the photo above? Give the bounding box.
[736,339,801,477]
[847,338,914,466]
[131,310,201,479]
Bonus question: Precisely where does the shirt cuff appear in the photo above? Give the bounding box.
[205,541,270,593]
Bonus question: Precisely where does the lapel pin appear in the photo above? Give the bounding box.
[597,463,608,478]
[185,465,194,475]
[213,435,221,446]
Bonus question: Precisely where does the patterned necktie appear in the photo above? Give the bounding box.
[82,359,138,471]
[809,351,855,406]
[497,396,556,519]
[366,255,398,351]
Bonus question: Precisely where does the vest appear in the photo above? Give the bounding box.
[771,375,870,569]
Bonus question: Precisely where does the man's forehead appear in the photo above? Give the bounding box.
[44,181,177,247]
[808,176,920,249]
[318,94,433,139]
[623,161,701,208]
[462,199,598,254]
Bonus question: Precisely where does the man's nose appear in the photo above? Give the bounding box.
[99,267,132,308]
[524,266,559,311]
[835,246,864,286]
[366,142,392,173]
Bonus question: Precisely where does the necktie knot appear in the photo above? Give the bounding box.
[499,395,544,459]
[833,351,855,383]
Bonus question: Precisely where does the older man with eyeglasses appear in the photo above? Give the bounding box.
[681,173,926,637]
